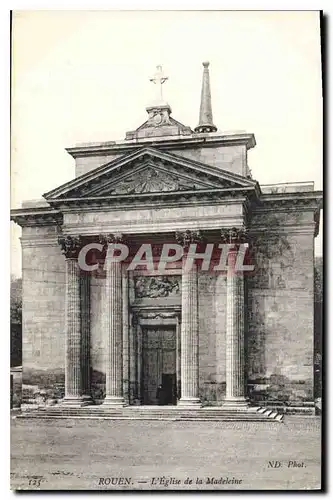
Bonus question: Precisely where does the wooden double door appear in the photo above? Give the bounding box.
[142,326,177,405]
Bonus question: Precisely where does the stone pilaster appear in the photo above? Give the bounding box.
[100,233,125,407]
[176,230,202,407]
[221,228,248,407]
[58,235,90,406]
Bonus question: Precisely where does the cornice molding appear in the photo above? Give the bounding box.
[60,216,246,236]
[46,188,255,210]
[248,224,317,235]
[66,133,256,159]
[20,236,60,248]
[257,191,323,209]
[248,288,311,298]
[11,208,63,228]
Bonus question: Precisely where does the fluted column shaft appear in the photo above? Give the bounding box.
[64,258,82,400]
[122,268,130,404]
[175,230,202,407]
[225,248,247,406]
[104,260,125,406]
[176,314,181,400]
[58,234,91,407]
[179,262,200,405]
[80,272,92,401]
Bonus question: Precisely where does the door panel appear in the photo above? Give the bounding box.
[162,349,176,374]
[142,326,177,405]
[142,348,158,404]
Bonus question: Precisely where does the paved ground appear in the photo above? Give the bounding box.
[11,416,321,491]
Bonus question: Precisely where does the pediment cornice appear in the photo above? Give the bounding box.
[44,147,259,205]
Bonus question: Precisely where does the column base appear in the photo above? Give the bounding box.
[82,394,94,404]
[223,397,249,410]
[61,396,91,408]
[178,397,202,408]
[103,396,126,407]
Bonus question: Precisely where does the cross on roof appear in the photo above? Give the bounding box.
[149,65,168,102]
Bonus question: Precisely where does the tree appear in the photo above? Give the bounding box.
[314,257,323,400]
[10,275,22,367]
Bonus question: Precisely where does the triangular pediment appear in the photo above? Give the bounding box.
[99,164,214,196]
[44,147,258,202]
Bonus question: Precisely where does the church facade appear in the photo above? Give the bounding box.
[12,63,322,413]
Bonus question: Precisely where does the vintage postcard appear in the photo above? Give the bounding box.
[10,10,323,491]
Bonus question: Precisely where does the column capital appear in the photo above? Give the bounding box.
[99,233,126,248]
[175,229,203,249]
[58,235,83,259]
[220,227,248,246]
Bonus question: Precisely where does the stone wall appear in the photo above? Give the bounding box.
[75,153,123,178]
[21,225,66,405]
[198,272,227,404]
[174,144,248,177]
[73,144,248,178]
[247,211,315,407]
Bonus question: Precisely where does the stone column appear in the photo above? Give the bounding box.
[176,230,202,407]
[58,235,91,406]
[80,272,93,402]
[100,234,125,407]
[176,313,181,400]
[122,267,129,404]
[129,313,139,404]
[137,322,143,404]
[221,228,248,407]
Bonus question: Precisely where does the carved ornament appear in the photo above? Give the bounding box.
[58,235,82,259]
[175,229,203,248]
[134,275,180,298]
[110,167,204,195]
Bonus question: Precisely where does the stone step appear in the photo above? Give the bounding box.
[21,412,272,418]
[16,406,283,422]
[34,406,261,413]
[22,411,272,417]
[16,414,281,422]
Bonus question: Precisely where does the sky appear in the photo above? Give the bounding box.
[10,10,323,276]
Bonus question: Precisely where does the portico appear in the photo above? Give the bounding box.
[57,227,249,408]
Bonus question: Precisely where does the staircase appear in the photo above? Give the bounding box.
[16,405,283,422]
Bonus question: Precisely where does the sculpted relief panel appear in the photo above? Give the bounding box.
[134,275,181,299]
[110,167,206,195]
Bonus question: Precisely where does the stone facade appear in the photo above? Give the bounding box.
[11,63,322,412]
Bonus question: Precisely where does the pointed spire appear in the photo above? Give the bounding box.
[194,61,217,133]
